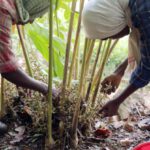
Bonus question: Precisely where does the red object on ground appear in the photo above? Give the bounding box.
[94,128,112,138]
[133,142,150,150]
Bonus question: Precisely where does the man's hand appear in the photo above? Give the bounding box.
[99,100,120,117]
[101,58,128,95]
[101,73,122,94]
[99,84,138,118]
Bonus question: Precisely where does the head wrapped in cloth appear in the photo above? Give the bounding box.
[82,0,129,39]
[15,0,50,23]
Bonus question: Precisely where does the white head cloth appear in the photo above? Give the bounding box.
[82,0,129,39]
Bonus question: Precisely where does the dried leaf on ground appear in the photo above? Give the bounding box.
[112,121,124,129]
[123,122,134,132]
[120,138,133,146]
[138,118,150,130]
[9,126,25,145]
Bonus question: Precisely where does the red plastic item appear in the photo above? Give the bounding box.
[133,142,150,150]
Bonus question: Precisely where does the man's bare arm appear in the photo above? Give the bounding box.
[1,69,48,95]
[113,58,128,76]
[100,83,138,117]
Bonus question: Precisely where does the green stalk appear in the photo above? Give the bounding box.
[74,40,79,80]
[107,39,119,59]
[92,40,109,86]
[85,41,102,102]
[92,39,119,86]
[91,39,112,107]
[47,0,54,146]
[71,38,88,148]
[79,38,89,94]
[67,0,85,87]
[62,0,77,100]
[82,39,95,97]
[84,40,95,77]
[17,25,33,77]
[0,77,4,117]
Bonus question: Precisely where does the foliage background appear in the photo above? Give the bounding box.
[12,0,128,81]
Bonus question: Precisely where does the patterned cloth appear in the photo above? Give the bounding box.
[15,0,49,23]
[0,0,49,73]
[0,0,19,73]
[129,0,150,88]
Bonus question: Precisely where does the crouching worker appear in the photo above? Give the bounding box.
[0,0,58,134]
[82,0,149,117]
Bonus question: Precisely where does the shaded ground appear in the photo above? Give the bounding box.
[79,86,150,150]
[0,95,46,150]
[0,83,150,150]
[79,115,150,150]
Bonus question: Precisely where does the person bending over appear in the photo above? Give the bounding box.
[0,0,57,133]
[82,0,149,117]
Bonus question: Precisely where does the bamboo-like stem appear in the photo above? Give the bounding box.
[82,39,95,97]
[67,0,85,87]
[92,39,119,86]
[92,40,109,86]
[91,39,112,107]
[107,39,119,59]
[74,40,79,80]
[84,40,95,76]
[85,41,102,102]
[47,0,54,146]
[79,38,89,94]
[17,25,33,77]
[0,77,4,118]
[71,38,88,147]
[62,0,77,100]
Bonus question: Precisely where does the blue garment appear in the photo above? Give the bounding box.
[129,0,150,88]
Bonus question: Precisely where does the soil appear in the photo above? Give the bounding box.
[0,83,150,150]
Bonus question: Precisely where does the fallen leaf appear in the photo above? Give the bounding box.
[15,126,25,136]
[143,109,150,115]
[23,106,32,115]
[95,121,106,129]
[112,121,124,129]
[101,147,110,150]
[123,122,134,132]
[120,138,133,146]
[138,118,150,130]
[10,136,24,145]
[9,126,25,145]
